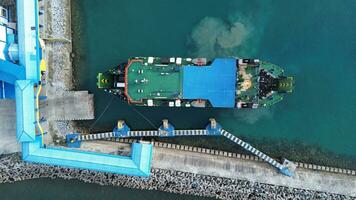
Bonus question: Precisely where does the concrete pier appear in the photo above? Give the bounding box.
[152,145,356,197]
[64,138,356,197]
[44,91,94,120]
[0,100,20,154]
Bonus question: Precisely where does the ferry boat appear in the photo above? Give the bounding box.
[97,57,293,108]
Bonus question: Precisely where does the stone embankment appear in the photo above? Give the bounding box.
[1,154,355,200]
[41,0,90,139]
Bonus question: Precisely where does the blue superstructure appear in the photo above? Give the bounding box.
[17,0,41,82]
[1,81,15,98]
[0,5,25,99]
[182,58,237,108]
[23,137,152,176]
[77,119,294,177]
[15,80,36,142]
[0,0,153,177]
[0,59,25,84]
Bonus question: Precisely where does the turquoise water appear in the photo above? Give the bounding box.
[5,1,353,199]
[72,0,356,167]
[0,178,211,200]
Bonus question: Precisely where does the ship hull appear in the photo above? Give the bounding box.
[97,57,293,108]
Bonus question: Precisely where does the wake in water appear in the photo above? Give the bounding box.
[221,108,274,125]
[189,16,252,58]
[188,14,273,124]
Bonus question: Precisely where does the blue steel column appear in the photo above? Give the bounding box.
[16,0,40,83]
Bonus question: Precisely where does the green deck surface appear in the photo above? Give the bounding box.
[97,73,113,88]
[127,61,182,101]
[260,61,284,76]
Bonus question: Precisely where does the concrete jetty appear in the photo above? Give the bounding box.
[0,100,21,154]
[44,91,94,121]
[1,153,352,200]
[152,145,356,197]
[74,139,356,197]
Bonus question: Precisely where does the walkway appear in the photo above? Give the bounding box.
[0,100,20,154]
[152,146,356,197]
[77,120,294,176]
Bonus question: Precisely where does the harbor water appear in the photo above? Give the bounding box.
[3,0,356,199]
[72,0,356,168]
[0,178,212,200]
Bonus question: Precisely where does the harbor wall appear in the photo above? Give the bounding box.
[69,138,356,197]
[0,152,355,200]
[151,141,356,197]
[148,140,356,176]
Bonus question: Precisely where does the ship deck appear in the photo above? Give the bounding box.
[126,59,183,102]
[237,62,260,104]
[125,57,237,107]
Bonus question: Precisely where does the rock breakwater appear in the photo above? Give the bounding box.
[0,154,354,200]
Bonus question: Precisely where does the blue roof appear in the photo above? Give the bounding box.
[15,80,36,142]
[182,58,237,107]
[22,137,152,177]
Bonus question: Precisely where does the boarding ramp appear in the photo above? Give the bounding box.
[44,91,94,121]
[67,119,295,176]
[77,130,209,141]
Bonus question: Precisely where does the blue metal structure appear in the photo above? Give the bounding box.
[1,81,15,98]
[23,137,152,176]
[182,58,237,107]
[66,133,81,148]
[0,5,23,99]
[0,60,25,84]
[5,0,293,178]
[72,119,294,177]
[16,0,40,82]
[1,0,153,177]
[15,80,36,142]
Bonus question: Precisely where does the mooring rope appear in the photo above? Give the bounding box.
[88,95,115,132]
[131,106,157,129]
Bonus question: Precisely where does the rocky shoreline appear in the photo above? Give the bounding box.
[1,154,354,200]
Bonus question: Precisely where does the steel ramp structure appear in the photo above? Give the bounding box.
[68,119,295,177]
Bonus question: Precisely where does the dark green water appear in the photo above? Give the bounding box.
[0,178,212,200]
[72,0,356,166]
[5,0,356,199]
